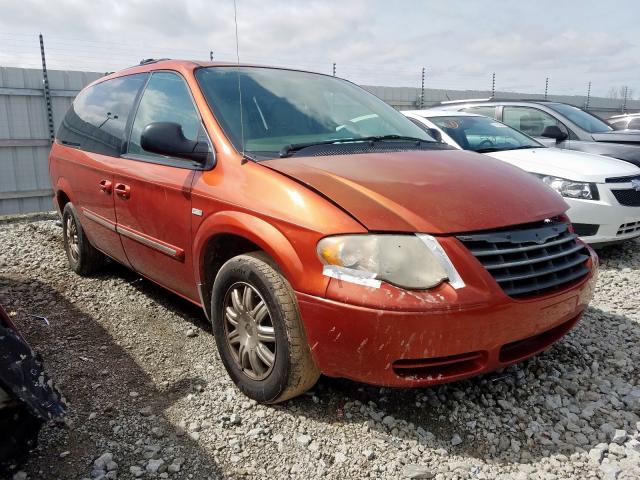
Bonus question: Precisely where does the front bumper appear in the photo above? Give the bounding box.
[566,190,640,245]
[297,251,597,388]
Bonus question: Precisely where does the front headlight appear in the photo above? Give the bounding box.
[541,176,600,200]
[317,234,462,290]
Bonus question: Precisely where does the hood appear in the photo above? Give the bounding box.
[592,130,640,144]
[263,150,567,234]
[486,147,640,183]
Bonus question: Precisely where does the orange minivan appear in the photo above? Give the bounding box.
[49,60,597,403]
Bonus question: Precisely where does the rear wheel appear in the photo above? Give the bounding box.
[62,203,104,275]
[211,252,319,403]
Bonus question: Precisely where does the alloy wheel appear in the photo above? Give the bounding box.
[222,282,276,380]
[66,215,80,261]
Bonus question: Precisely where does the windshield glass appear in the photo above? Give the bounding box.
[547,103,612,133]
[195,67,435,157]
[427,115,543,152]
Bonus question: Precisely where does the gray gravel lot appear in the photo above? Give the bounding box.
[0,218,639,480]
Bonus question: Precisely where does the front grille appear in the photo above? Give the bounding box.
[617,221,640,236]
[606,175,640,183]
[612,189,640,206]
[458,220,591,298]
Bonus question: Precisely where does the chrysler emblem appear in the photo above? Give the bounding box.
[632,179,640,191]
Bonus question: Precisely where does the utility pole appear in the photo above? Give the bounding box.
[544,77,549,100]
[332,62,336,76]
[39,33,55,144]
[491,72,495,98]
[209,50,213,61]
[622,86,629,113]
[419,67,425,109]
[585,81,591,110]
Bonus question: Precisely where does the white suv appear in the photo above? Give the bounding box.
[404,110,640,246]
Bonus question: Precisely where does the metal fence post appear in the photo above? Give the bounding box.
[419,67,425,109]
[491,73,495,98]
[544,77,549,100]
[39,33,55,144]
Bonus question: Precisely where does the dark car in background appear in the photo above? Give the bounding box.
[608,113,640,131]
[437,99,640,168]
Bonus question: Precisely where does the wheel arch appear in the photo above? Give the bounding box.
[193,211,305,320]
[53,177,77,215]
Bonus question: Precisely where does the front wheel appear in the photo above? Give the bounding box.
[211,252,319,403]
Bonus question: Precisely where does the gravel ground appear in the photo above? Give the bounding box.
[0,218,639,480]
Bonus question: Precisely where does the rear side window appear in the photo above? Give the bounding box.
[57,74,147,156]
[128,71,202,157]
[502,106,558,137]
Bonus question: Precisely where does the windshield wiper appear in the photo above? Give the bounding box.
[475,145,542,153]
[279,135,431,158]
[475,147,503,153]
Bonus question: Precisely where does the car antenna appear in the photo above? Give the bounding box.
[233,0,248,164]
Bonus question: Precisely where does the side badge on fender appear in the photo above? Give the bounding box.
[191,208,203,216]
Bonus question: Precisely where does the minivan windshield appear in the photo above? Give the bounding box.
[195,67,436,157]
[426,115,543,153]
[547,103,612,133]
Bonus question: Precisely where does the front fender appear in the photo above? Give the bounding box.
[192,210,309,291]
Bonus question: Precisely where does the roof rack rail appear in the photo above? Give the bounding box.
[489,97,554,102]
[438,97,558,105]
[439,98,493,105]
[138,58,170,66]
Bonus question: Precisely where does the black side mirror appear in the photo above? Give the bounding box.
[541,125,568,142]
[140,122,209,163]
[426,128,443,142]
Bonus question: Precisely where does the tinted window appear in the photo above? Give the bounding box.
[463,106,498,119]
[195,67,434,157]
[57,74,147,156]
[546,103,612,133]
[128,72,202,157]
[502,106,559,137]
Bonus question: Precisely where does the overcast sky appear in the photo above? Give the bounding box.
[0,0,638,97]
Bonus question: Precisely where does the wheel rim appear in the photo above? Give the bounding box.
[222,282,276,381]
[66,215,80,261]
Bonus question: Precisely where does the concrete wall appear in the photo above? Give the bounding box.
[1,66,638,215]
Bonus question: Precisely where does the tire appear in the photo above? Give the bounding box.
[0,405,42,473]
[211,252,320,403]
[62,203,104,275]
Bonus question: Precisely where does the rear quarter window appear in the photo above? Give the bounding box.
[57,73,148,156]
